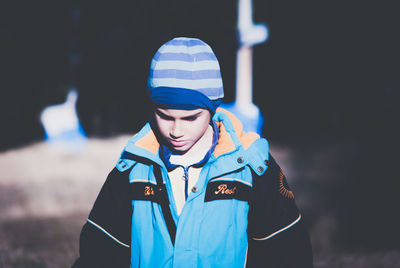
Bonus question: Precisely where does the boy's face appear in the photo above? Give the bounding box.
[154,108,212,154]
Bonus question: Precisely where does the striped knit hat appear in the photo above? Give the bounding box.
[147,37,224,114]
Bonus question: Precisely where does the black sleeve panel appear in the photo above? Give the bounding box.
[247,154,313,268]
[247,220,313,268]
[72,167,132,268]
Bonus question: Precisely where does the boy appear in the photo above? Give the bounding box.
[73,37,313,267]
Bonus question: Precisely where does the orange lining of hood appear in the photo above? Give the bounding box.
[213,108,260,158]
[133,108,260,158]
[213,122,235,158]
[135,130,160,155]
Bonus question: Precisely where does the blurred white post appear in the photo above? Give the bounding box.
[40,89,87,152]
[40,7,87,153]
[220,0,268,134]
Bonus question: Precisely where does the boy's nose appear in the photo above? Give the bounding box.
[170,121,184,138]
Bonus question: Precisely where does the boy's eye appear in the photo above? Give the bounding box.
[183,116,197,121]
[157,112,174,121]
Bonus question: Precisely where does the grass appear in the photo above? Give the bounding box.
[0,214,85,268]
[0,136,399,267]
[1,214,399,268]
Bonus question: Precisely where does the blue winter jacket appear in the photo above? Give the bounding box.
[72,108,313,268]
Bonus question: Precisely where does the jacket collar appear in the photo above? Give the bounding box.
[212,108,261,158]
[160,120,219,171]
[118,108,269,175]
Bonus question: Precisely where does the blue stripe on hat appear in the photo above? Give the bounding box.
[153,52,218,62]
[151,69,221,80]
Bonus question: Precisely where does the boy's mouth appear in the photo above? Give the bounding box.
[169,139,187,148]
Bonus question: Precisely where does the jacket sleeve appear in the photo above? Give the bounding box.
[247,154,313,268]
[72,167,132,268]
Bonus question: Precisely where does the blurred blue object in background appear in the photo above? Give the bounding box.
[220,102,264,135]
[220,0,268,135]
[220,102,264,134]
[40,88,87,152]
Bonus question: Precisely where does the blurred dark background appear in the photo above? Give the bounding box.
[1,0,399,263]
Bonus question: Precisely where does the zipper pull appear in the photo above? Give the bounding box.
[183,166,189,200]
[182,166,189,181]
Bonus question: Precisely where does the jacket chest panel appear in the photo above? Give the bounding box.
[128,163,253,268]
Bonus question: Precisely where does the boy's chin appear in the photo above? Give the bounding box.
[170,147,189,155]
[169,144,193,155]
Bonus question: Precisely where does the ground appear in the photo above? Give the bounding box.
[0,136,399,267]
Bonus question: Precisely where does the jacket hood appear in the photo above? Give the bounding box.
[117,108,269,176]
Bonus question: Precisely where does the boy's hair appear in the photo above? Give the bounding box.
[147,37,224,114]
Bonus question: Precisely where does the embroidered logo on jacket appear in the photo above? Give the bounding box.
[215,184,237,195]
[205,180,251,202]
[279,170,294,199]
[144,186,155,196]
[131,182,160,203]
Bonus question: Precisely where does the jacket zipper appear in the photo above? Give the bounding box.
[183,166,189,200]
